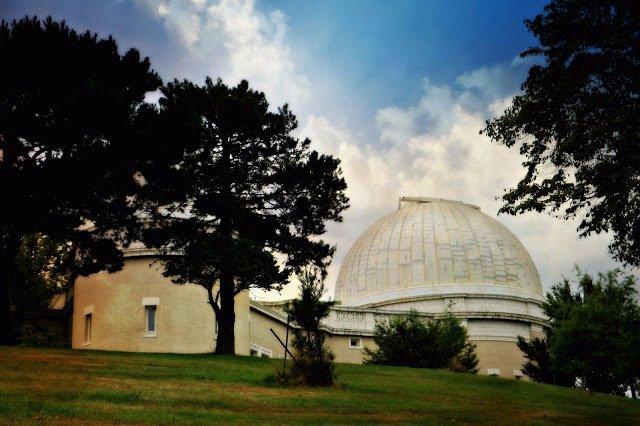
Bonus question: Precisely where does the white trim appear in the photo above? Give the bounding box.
[250,343,273,358]
[487,368,501,376]
[142,297,160,306]
[83,305,94,315]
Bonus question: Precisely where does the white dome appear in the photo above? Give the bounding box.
[335,197,543,307]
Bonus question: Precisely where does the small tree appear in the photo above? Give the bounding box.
[143,78,348,354]
[365,310,478,373]
[283,269,336,386]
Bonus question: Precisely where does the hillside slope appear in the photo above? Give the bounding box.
[0,347,638,424]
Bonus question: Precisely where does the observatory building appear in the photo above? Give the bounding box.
[71,197,547,379]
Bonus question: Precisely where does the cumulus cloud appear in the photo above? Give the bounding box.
[139,0,623,299]
[137,0,309,108]
[302,61,621,295]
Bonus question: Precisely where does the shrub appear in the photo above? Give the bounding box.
[18,323,68,348]
[365,309,477,373]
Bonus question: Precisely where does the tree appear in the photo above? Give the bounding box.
[143,78,349,354]
[283,269,336,386]
[518,267,640,397]
[0,16,162,344]
[482,0,640,265]
[365,310,478,373]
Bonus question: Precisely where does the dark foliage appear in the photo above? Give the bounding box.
[482,0,640,265]
[18,323,68,348]
[0,16,162,344]
[16,234,76,311]
[518,267,640,397]
[450,342,480,375]
[365,310,478,373]
[282,269,336,386]
[517,336,575,386]
[142,78,349,354]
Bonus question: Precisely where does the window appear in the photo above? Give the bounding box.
[142,297,159,338]
[144,305,157,337]
[146,305,157,332]
[349,337,362,349]
[84,313,92,343]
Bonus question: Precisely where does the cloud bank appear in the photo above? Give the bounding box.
[138,0,622,299]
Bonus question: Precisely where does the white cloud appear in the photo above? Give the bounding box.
[302,64,622,294]
[138,0,309,108]
[139,0,624,299]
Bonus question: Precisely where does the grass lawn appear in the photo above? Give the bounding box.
[0,347,638,424]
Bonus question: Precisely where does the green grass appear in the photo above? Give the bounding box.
[0,347,638,424]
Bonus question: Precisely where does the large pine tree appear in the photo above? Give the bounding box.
[0,16,161,343]
[143,78,349,354]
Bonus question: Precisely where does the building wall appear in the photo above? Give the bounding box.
[248,308,375,363]
[327,335,375,364]
[474,340,526,379]
[72,257,249,355]
[249,309,289,358]
[249,306,533,379]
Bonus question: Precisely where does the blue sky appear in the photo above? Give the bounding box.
[1,0,624,297]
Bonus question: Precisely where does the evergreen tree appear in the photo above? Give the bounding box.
[284,269,336,386]
[142,78,348,354]
[483,0,640,265]
[0,16,161,344]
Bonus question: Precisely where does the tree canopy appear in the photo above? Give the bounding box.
[483,0,640,265]
[518,267,640,397]
[0,16,161,343]
[142,78,349,354]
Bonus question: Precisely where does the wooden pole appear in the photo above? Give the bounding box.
[283,314,290,371]
[270,328,296,362]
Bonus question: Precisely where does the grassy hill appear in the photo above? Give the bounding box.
[0,347,638,424]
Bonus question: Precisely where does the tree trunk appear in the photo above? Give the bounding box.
[213,138,236,355]
[0,231,22,345]
[214,264,235,355]
[0,241,15,345]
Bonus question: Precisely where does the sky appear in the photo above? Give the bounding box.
[1,0,628,299]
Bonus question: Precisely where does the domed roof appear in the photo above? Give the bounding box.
[334,197,543,307]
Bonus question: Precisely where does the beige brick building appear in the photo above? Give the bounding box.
[71,197,547,379]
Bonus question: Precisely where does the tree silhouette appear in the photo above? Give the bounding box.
[0,16,161,343]
[143,78,348,354]
[483,0,640,265]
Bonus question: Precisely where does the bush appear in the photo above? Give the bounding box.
[365,310,477,373]
[18,323,68,348]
